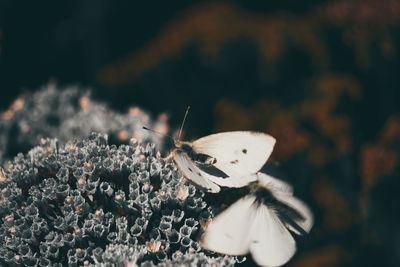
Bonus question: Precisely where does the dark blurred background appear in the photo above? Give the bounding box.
[1,0,400,266]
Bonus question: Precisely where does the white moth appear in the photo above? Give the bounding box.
[201,172,313,267]
[172,131,276,193]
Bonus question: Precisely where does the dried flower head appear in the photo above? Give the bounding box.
[145,239,162,253]
[0,132,236,266]
[176,186,189,201]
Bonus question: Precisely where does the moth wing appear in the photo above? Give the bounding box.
[201,196,256,255]
[250,205,296,267]
[192,131,276,182]
[173,150,220,193]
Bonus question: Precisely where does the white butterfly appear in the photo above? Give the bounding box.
[172,131,276,193]
[201,172,313,267]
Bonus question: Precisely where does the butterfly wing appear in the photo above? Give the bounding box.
[172,150,221,193]
[192,131,276,187]
[250,205,296,267]
[202,194,297,267]
[201,196,256,255]
[273,192,313,235]
[204,172,259,189]
[257,172,294,195]
[257,172,313,235]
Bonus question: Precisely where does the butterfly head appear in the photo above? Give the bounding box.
[173,139,192,149]
[173,138,182,148]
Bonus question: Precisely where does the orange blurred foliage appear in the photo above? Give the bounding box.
[98,2,328,85]
[318,0,400,67]
[301,73,362,162]
[359,115,399,218]
[99,1,399,85]
[313,176,357,232]
[360,145,397,190]
[378,115,400,145]
[214,72,361,164]
[214,98,310,160]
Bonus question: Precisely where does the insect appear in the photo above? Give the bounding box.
[144,107,275,193]
[201,172,313,267]
[171,107,276,193]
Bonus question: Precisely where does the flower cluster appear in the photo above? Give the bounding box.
[0,132,240,266]
[0,83,168,163]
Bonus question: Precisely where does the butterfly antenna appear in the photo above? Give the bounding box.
[142,126,173,139]
[178,106,190,141]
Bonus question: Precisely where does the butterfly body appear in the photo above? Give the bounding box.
[175,140,218,166]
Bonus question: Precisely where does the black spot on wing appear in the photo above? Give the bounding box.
[242,149,247,154]
[188,168,193,172]
[230,159,239,164]
[196,163,229,178]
